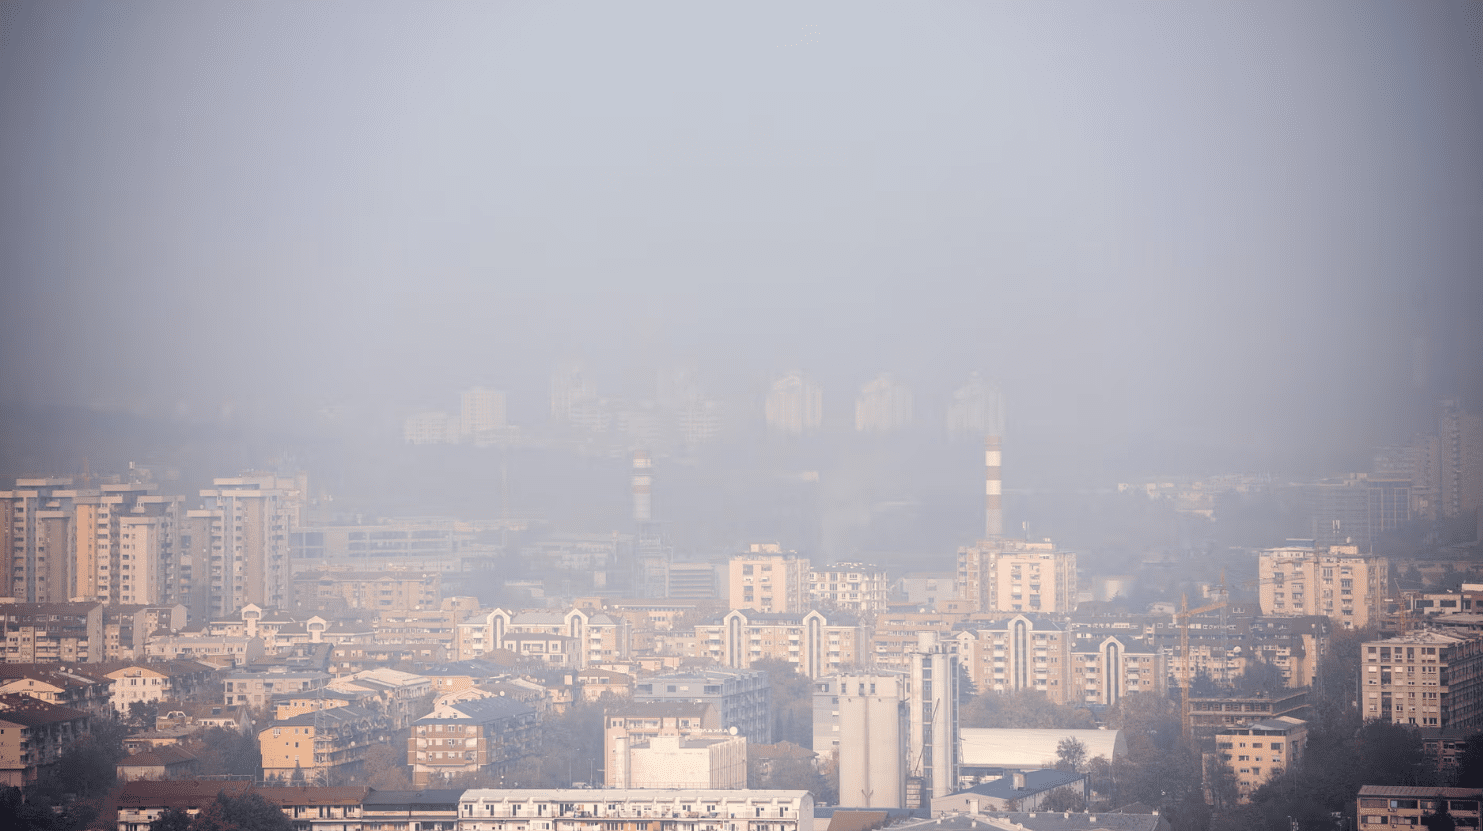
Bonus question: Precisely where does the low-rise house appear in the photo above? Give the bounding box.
[115,745,196,781]
[259,704,391,782]
[931,770,1088,814]
[155,702,252,734]
[408,695,539,786]
[0,694,90,786]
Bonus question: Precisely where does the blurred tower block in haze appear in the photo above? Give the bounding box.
[550,361,597,424]
[1438,399,1483,522]
[402,409,459,444]
[945,372,1004,440]
[854,373,913,433]
[764,371,823,436]
[459,386,507,442]
[1306,474,1411,553]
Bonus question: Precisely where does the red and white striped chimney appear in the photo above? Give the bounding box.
[985,435,1003,538]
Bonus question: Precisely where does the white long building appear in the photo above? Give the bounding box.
[458,789,813,831]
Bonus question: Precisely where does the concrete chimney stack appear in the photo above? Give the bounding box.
[985,435,1003,538]
[632,450,652,523]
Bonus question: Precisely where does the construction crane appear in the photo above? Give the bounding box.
[1176,591,1229,738]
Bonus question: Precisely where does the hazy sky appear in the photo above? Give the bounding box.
[2,2,1480,478]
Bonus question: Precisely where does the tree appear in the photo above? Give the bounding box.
[754,657,815,748]
[148,808,194,831]
[1424,794,1458,831]
[961,689,1096,729]
[357,742,412,789]
[1040,787,1086,813]
[189,791,294,831]
[1055,737,1087,773]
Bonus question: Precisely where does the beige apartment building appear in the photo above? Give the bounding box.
[1363,628,1483,729]
[694,609,867,678]
[1259,542,1388,629]
[0,602,103,663]
[955,615,1073,702]
[808,563,890,615]
[1071,635,1164,707]
[293,569,443,611]
[956,538,1077,614]
[728,546,809,613]
[1216,716,1307,799]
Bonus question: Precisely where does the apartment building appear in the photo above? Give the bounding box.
[224,666,332,709]
[363,789,464,831]
[633,668,770,743]
[1358,786,1482,831]
[1362,629,1483,729]
[195,474,303,618]
[457,788,814,831]
[694,609,867,679]
[259,704,391,782]
[0,665,113,715]
[955,615,1072,702]
[1,478,82,603]
[872,611,970,671]
[103,661,216,713]
[144,632,264,667]
[409,695,539,787]
[1069,634,1164,707]
[1258,542,1387,629]
[0,694,91,786]
[605,701,721,786]
[1187,688,1310,735]
[956,538,1077,614]
[728,547,810,613]
[808,563,890,615]
[1215,716,1307,799]
[455,608,628,668]
[610,733,748,790]
[0,601,103,663]
[293,569,443,611]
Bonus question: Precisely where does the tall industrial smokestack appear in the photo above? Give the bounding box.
[632,450,652,523]
[985,435,1002,538]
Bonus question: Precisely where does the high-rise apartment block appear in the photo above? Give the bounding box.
[728,546,809,613]
[765,372,824,436]
[855,374,913,433]
[1258,542,1387,629]
[956,538,1077,614]
[945,373,1004,439]
[460,387,508,440]
[1362,629,1483,729]
[195,475,303,618]
[1306,475,1411,553]
[1439,400,1483,521]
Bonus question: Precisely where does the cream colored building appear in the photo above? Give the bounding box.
[728,547,809,613]
[695,609,867,678]
[956,538,1077,614]
[955,615,1073,702]
[612,733,748,789]
[458,789,814,831]
[196,474,303,617]
[855,373,913,433]
[1070,634,1163,707]
[1258,542,1387,629]
[765,372,824,436]
[808,563,889,615]
[1216,716,1307,799]
[294,569,442,611]
[1362,628,1483,729]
